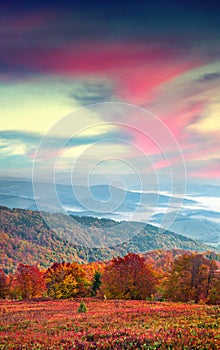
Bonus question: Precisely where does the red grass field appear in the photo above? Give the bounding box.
[0,299,219,349]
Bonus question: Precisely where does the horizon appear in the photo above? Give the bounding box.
[1,4,220,344]
[0,1,219,246]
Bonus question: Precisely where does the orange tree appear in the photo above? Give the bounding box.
[165,253,219,303]
[101,253,156,299]
[45,261,90,299]
[207,267,220,304]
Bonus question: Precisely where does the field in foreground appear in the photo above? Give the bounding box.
[0,299,219,349]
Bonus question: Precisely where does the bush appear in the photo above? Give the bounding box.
[77,301,87,313]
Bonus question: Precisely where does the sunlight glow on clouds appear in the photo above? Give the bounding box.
[188,103,220,133]
[0,1,220,184]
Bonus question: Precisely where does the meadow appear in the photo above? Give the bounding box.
[0,299,219,349]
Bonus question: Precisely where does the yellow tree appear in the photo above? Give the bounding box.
[45,261,89,298]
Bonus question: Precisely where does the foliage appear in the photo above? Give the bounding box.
[165,253,219,303]
[77,301,87,313]
[101,253,156,299]
[0,206,214,273]
[0,269,7,299]
[0,250,219,303]
[0,299,219,349]
[45,261,90,299]
[0,206,86,274]
[8,263,46,299]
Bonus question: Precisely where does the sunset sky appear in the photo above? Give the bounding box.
[1,1,220,187]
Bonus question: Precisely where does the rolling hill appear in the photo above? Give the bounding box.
[0,206,215,273]
[0,178,219,248]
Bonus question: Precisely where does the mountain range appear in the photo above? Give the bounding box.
[0,178,219,248]
[0,205,216,273]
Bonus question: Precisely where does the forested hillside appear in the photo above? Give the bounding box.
[0,206,216,273]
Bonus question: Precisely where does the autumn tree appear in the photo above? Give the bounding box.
[101,253,156,299]
[7,274,18,299]
[45,261,89,299]
[165,253,219,303]
[12,264,46,299]
[207,264,220,304]
[0,269,7,299]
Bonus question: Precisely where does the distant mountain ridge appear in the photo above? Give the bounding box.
[0,178,219,247]
[0,206,216,273]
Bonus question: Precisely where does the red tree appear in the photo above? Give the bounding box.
[13,264,46,299]
[101,253,156,299]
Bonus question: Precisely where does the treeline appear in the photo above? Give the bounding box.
[0,252,219,304]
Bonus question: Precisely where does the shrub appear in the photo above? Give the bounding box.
[77,301,87,313]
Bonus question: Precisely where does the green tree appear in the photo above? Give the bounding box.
[77,301,87,313]
[91,271,102,296]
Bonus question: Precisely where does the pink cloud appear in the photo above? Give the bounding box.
[116,59,201,104]
[162,101,207,141]
[125,92,209,165]
[2,35,217,181]
[3,42,202,100]
[191,166,220,179]
[152,158,169,170]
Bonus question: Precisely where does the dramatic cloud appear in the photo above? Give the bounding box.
[0,1,220,185]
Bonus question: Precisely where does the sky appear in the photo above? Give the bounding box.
[1,0,220,190]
